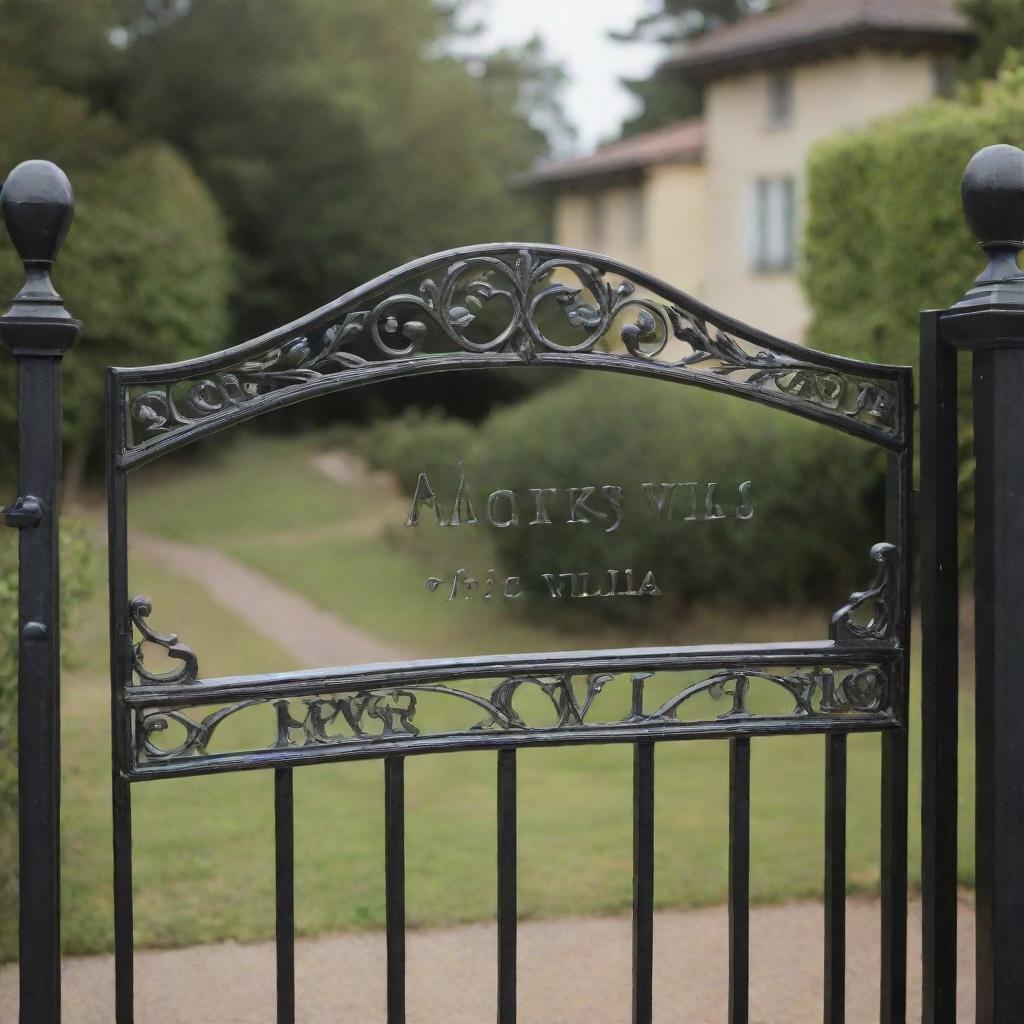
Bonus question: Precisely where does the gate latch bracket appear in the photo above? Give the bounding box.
[3,495,42,529]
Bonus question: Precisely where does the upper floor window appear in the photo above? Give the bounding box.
[766,71,793,128]
[750,177,796,272]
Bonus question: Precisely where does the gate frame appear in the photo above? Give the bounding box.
[920,142,1024,1024]
[101,237,914,1024]
[1,161,81,1024]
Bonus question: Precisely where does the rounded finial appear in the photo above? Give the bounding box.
[962,144,1024,248]
[0,160,74,266]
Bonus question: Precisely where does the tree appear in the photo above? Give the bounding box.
[0,67,232,478]
[0,0,569,432]
[613,0,774,135]
[37,0,565,339]
[959,0,1024,83]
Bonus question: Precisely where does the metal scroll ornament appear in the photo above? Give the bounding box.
[831,543,899,644]
[130,596,199,685]
[126,247,899,449]
[137,663,889,763]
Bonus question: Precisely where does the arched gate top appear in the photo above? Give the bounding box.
[108,243,911,468]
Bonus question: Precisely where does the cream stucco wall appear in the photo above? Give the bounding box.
[704,49,944,342]
[550,164,708,295]
[645,163,708,294]
[547,46,947,345]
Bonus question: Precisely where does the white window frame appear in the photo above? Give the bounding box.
[749,176,797,273]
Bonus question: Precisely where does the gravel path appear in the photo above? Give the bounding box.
[1,896,975,1023]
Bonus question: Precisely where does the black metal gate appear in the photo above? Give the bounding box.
[5,142,1024,1022]
[107,225,915,1024]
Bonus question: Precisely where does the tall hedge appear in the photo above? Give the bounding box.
[802,66,1024,367]
[802,63,1024,549]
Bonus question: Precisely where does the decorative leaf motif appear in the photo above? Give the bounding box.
[123,245,902,451]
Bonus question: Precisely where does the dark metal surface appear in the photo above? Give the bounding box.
[275,768,295,1024]
[496,749,517,1023]
[1,159,81,1024]
[728,736,751,1024]
[919,309,959,1024]
[824,733,847,1023]
[632,741,654,1024]
[385,756,406,1024]
[930,142,1024,1023]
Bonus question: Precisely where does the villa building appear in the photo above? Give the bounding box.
[520,0,973,342]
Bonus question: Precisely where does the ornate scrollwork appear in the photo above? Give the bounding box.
[124,246,901,450]
[136,662,889,763]
[130,596,199,685]
[830,543,899,644]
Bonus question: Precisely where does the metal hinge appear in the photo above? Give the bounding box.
[3,495,42,528]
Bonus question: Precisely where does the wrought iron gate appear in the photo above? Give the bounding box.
[5,143,1023,1022]
[104,232,914,1023]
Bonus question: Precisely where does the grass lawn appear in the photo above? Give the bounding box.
[2,432,976,959]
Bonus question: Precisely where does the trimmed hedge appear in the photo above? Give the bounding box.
[359,373,886,622]
[802,62,1024,551]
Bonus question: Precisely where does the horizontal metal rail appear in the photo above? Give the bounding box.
[123,639,899,707]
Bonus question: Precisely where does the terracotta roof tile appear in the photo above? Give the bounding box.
[661,0,972,78]
[516,119,706,189]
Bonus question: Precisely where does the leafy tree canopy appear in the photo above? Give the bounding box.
[0,64,232,475]
[1,0,566,338]
[959,0,1024,83]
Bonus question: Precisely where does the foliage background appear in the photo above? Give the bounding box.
[802,62,1024,550]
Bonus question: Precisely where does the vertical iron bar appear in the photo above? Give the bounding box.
[385,755,406,1024]
[497,749,517,1024]
[0,160,81,1024]
[824,734,847,1024]
[919,309,959,1023]
[631,741,655,1024]
[14,357,62,1024]
[275,767,295,1024]
[107,390,135,1024]
[880,447,911,1024]
[971,347,1024,1020]
[729,736,751,1024]
[949,144,1024,1021]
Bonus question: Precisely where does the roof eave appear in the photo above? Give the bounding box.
[513,152,704,192]
[659,25,974,82]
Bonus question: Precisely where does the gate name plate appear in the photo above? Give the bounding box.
[405,463,755,602]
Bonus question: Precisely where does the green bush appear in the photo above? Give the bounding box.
[363,374,885,622]
[0,523,93,946]
[352,406,478,495]
[802,61,1024,557]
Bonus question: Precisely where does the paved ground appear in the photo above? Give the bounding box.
[1,896,975,1023]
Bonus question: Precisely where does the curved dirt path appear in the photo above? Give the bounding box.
[131,531,407,668]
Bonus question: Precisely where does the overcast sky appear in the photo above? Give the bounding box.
[469,0,665,153]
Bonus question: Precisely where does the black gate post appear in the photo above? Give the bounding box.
[1,160,80,1024]
[935,143,1024,1023]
